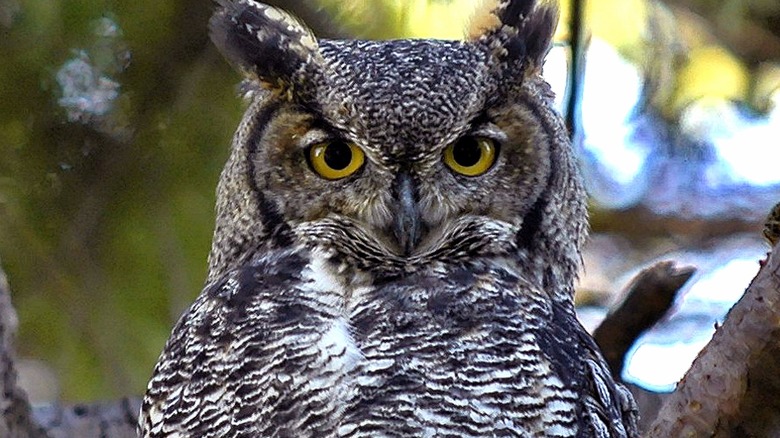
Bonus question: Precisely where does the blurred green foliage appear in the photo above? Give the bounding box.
[0,0,241,400]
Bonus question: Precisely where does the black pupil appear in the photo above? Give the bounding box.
[452,137,483,167]
[324,141,353,170]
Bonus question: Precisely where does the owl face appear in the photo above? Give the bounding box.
[249,38,555,258]
[209,0,584,289]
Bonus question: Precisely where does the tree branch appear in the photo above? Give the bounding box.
[593,261,695,378]
[646,242,780,437]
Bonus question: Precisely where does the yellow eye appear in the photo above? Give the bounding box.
[308,141,365,180]
[443,136,497,176]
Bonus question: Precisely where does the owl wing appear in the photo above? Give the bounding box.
[540,299,640,437]
[139,247,352,437]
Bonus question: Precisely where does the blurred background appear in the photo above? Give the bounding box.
[0,0,778,405]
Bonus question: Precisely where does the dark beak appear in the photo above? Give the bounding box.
[391,171,422,255]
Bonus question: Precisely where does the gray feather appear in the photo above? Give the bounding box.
[140,0,639,436]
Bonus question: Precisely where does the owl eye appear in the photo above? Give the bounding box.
[308,140,365,180]
[443,136,497,176]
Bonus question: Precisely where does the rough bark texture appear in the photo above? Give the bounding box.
[646,242,780,437]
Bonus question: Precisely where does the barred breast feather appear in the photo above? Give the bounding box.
[140,243,637,437]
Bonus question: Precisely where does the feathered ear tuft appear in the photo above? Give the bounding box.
[469,0,559,68]
[209,0,319,93]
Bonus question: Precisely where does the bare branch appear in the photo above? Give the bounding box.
[593,261,695,378]
[646,243,780,437]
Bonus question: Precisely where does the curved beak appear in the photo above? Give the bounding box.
[391,171,422,255]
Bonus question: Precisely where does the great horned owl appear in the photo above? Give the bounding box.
[139,0,639,436]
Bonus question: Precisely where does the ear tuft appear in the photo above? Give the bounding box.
[210,0,319,92]
[470,0,559,68]
[466,0,502,41]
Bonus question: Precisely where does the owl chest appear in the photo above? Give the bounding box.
[276,258,576,436]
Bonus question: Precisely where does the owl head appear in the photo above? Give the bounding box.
[207,0,586,302]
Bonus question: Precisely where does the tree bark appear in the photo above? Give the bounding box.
[646,242,780,437]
